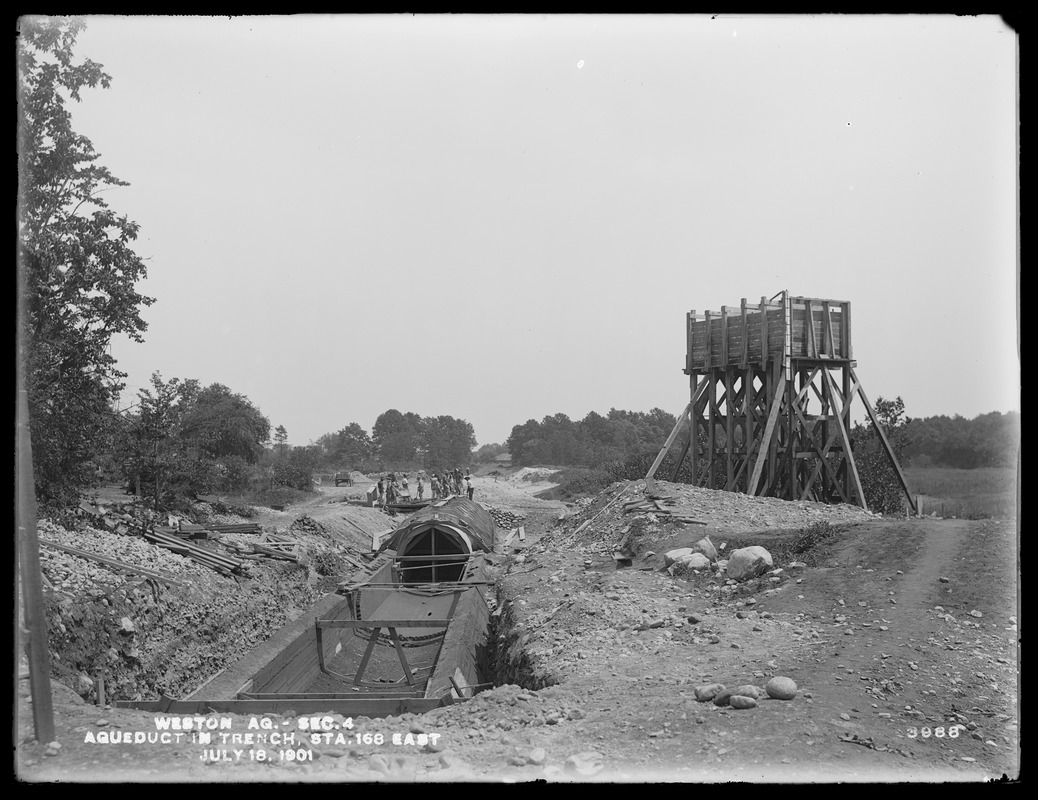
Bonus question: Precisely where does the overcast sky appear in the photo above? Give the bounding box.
[53,14,1018,448]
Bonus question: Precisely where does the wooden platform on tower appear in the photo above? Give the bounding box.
[647,291,915,513]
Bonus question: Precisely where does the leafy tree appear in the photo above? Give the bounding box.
[273,425,288,456]
[852,395,911,515]
[116,373,200,509]
[270,445,319,491]
[372,409,421,466]
[18,16,155,508]
[505,419,542,467]
[181,384,270,463]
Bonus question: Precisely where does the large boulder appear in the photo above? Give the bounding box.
[663,548,695,567]
[677,552,712,571]
[726,546,774,581]
[765,676,798,700]
[689,536,718,562]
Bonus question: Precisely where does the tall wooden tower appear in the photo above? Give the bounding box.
[647,291,915,513]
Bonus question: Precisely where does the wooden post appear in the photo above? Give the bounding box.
[16,395,56,744]
[740,298,749,369]
[759,296,768,362]
[746,373,786,496]
[725,368,734,489]
[851,367,917,514]
[645,400,695,482]
[720,306,729,366]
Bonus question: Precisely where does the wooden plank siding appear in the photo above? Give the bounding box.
[689,298,851,371]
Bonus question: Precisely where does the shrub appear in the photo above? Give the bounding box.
[790,520,838,555]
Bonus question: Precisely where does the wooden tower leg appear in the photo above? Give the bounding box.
[848,367,917,514]
[746,373,786,496]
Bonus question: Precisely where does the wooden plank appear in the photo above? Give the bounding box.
[645,400,694,481]
[686,310,694,374]
[823,369,867,509]
[720,306,729,366]
[725,369,734,489]
[824,304,836,356]
[746,373,786,495]
[760,297,768,364]
[850,367,916,513]
[704,310,712,368]
[843,301,852,359]
[740,298,749,368]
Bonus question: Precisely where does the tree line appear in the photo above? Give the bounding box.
[505,409,678,468]
[309,410,476,473]
[16,20,1018,516]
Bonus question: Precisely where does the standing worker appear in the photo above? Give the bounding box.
[465,475,474,501]
[417,473,425,500]
[377,475,385,506]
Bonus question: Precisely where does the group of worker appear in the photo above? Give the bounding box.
[431,468,474,501]
[375,467,474,507]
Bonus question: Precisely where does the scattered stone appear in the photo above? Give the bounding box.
[95,718,110,727]
[690,536,718,562]
[969,610,983,618]
[712,689,734,707]
[729,695,757,710]
[527,747,547,766]
[695,683,726,702]
[765,677,798,700]
[731,685,766,700]
[840,713,851,721]
[565,751,604,776]
[682,553,712,571]
[664,548,695,567]
[726,546,774,581]
[939,577,950,583]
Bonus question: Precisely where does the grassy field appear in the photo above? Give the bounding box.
[905,465,1018,520]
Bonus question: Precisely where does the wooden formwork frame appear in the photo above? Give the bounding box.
[648,291,915,513]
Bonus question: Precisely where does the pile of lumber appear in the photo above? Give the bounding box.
[216,532,301,564]
[624,494,707,526]
[152,521,262,540]
[143,528,249,576]
[77,500,151,536]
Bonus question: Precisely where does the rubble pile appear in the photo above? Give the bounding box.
[534,479,874,558]
[38,520,216,595]
[485,507,527,529]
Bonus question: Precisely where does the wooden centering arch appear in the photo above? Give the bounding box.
[647,291,915,513]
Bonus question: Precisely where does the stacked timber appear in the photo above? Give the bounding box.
[624,494,707,525]
[144,528,249,576]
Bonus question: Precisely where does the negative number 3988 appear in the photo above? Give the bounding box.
[908,726,960,739]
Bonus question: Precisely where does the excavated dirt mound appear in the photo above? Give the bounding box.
[16,479,1018,783]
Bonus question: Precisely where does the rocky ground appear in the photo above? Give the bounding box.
[15,474,1019,784]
